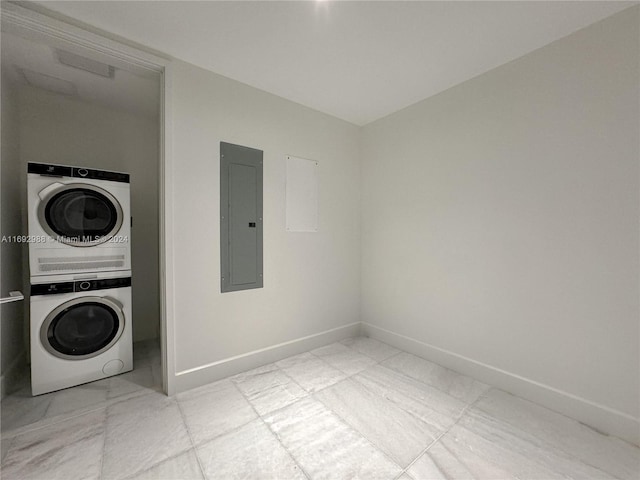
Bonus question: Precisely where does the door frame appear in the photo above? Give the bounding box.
[1,2,177,394]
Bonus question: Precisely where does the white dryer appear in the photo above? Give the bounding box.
[30,271,133,395]
[27,162,131,277]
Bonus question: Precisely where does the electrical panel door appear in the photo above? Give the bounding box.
[220,142,263,292]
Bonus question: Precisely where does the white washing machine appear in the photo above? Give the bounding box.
[27,162,131,277]
[30,271,133,395]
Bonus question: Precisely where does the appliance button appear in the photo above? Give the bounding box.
[77,168,89,177]
[79,281,91,291]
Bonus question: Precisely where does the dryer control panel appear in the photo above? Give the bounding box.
[28,162,129,183]
[31,277,131,296]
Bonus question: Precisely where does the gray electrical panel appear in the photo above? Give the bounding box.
[220,142,263,293]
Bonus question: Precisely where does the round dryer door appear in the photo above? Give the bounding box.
[41,297,125,360]
[38,184,124,246]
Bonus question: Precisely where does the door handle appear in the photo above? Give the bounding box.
[73,274,98,281]
[0,291,24,304]
[38,182,64,200]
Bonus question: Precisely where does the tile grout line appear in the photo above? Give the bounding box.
[232,348,403,477]
[174,398,208,480]
[309,387,405,473]
[175,380,274,450]
[276,352,390,401]
[173,373,315,477]
[3,402,109,440]
[339,337,404,363]
[270,337,395,388]
[305,350,355,378]
[103,391,192,480]
[98,405,110,480]
[118,449,204,480]
[287,339,396,393]
[379,349,404,363]
[40,392,55,420]
[394,427,447,480]
[272,363,315,395]
[2,384,154,441]
[395,388,491,479]
[306,343,389,377]
[326,339,490,480]
[0,436,15,466]
[319,340,480,409]
[377,350,494,407]
[300,339,408,471]
[196,417,258,447]
[229,380,313,480]
[303,342,422,457]
[277,361,353,397]
[326,344,465,475]
[449,389,622,480]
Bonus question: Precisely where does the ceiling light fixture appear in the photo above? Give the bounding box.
[57,49,114,78]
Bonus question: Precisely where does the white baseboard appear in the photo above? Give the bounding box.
[1,351,26,401]
[173,322,362,393]
[361,322,639,447]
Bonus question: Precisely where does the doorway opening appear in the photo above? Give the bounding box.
[0,3,172,436]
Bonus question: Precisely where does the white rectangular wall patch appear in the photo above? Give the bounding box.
[286,155,318,232]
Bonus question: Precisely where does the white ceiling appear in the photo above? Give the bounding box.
[1,30,160,118]
[36,1,635,125]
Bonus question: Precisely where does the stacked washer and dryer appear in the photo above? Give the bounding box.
[27,162,133,395]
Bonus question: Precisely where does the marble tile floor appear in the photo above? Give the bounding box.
[1,339,162,437]
[1,336,638,480]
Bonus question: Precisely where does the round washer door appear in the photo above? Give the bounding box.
[40,296,125,360]
[38,184,124,247]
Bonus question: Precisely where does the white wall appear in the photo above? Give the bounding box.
[0,73,26,396]
[19,86,160,342]
[171,60,361,376]
[361,7,639,441]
